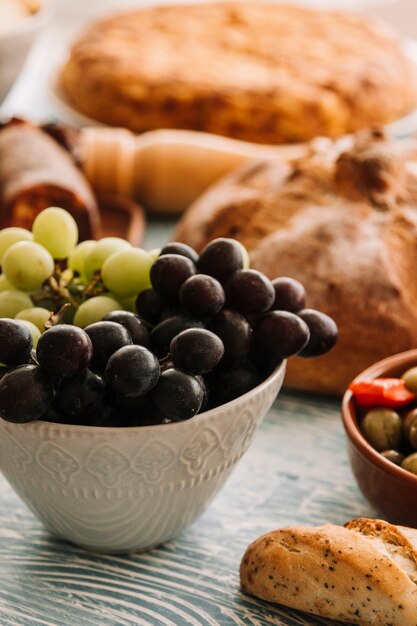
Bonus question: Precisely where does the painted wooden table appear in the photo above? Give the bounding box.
[1,222,376,624]
[0,385,377,626]
[0,223,378,626]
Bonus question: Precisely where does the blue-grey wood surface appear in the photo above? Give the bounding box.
[0,387,377,626]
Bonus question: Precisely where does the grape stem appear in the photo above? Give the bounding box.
[45,303,72,329]
[47,275,80,310]
[159,355,174,373]
[30,265,111,318]
[83,271,107,298]
[31,353,40,366]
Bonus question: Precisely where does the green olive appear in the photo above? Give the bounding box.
[403,408,417,437]
[380,449,405,466]
[401,452,417,475]
[409,421,417,450]
[360,408,402,451]
[402,367,417,394]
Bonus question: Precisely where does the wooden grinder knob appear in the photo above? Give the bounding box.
[81,127,310,215]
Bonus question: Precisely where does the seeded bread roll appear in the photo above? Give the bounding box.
[240,518,417,625]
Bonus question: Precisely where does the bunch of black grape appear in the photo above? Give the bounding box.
[0,238,338,426]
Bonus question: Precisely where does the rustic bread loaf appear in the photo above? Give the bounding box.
[240,518,417,625]
[0,120,100,240]
[60,3,417,144]
[174,131,417,395]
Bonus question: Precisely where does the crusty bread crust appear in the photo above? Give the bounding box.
[240,519,417,625]
[0,121,99,240]
[61,3,417,144]
[174,131,417,395]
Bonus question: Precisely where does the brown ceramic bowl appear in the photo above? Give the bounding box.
[342,348,417,528]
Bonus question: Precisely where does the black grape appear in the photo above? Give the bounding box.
[297,309,339,358]
[159,242,199,264]
[207,362,261,407]
[0,318,33,366]
[135,289,166,325]
[85,321,132,372]
[170,328,224,374]
[179,274,225,318]
[254,311,310,359]
[106,345,160,397]
[0,365,53,422]
[113,394,167,426]
[151,369,204,421]
[271,277,306,313]
[103,310,149,346]
[197,238,245,284]
[225,269,275,315]
[56,369,105,419]
[208,309,252,363]
[149,315,205,358]
[150,254,196,300]
[37,325,93,376]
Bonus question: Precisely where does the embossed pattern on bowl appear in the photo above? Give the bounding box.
[0,362,285,553]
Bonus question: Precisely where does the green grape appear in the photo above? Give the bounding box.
[117,296,137,313]
[84,237,131,281]
[73,296,122,328]
[2,241,55,291]
[0,290,33,318]
[16,307,51,332]
[238,241,250,269]
[19,320,41,348]
[0,275,17,292]
[68,240,96,277]
[32,207,78,259]
[0,227,34,263]
[102,248,153,298]
[60,268,74,284]
[148,247,161,260]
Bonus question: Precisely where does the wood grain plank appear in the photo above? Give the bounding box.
[0,391,375,625]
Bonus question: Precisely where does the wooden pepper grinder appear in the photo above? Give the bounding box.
[80,127,310,215]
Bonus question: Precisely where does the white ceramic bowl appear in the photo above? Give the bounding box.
[0,0,54,103]
[0,362,285,553]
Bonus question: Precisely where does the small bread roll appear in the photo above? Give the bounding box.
[240,518,417,625]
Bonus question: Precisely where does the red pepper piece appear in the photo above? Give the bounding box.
[349,378,416,408]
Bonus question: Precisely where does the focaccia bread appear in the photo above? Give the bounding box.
[60,3,417,144]
[240,518,417,625]
[174,130,417,395]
